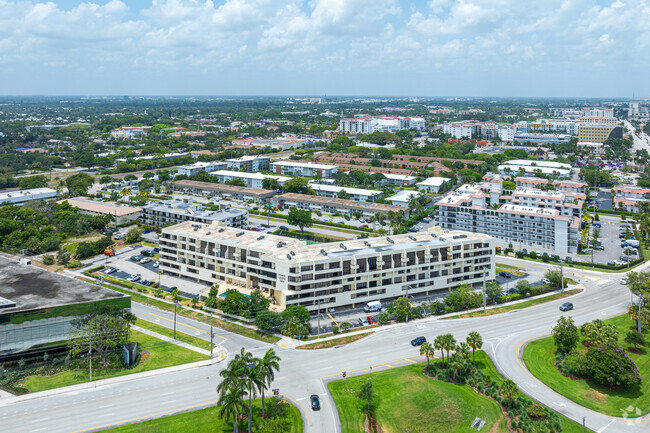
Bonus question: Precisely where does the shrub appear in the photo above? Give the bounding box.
[585,344,641,388]
[426,364,437,377]
[527,403,546,419]
[42,254,55,265]
[625,330,646,348]
[562,349,587,377]
[332,326,339,335]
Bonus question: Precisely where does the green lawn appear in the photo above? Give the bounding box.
[20,330,208,393]
[100,399,302,433]
[524,314,649,417]
[135,319,212,351]
[329,362,508,433]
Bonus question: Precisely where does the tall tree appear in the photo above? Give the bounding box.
[466,331,483,364]
[287,207,313,233]
[419,342,434,366]
[258,348,281,417]
[358,381,375,411]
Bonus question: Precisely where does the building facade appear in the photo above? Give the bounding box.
[270,161,338,178]
[308,183,381,202]
[273,193,409,218]
[210,170,289,189]
[226,155,270,172]
[339,115,425,134]
[176,161,227,177]
[613,185,650,212]
[578,125,624,143]
[141,199,248,228]
[160,222,495,312]
[173,180,276,204]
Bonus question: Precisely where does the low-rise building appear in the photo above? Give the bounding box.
[0,257,130,360]
[382,173,417,186]
[308,183,381,202]
[513,133,572,144]
[270,161,338,178]
[416,177,451,193]
[160,222,494,312]
[176,161,227,177]
[210,170,289,189]
[62,197,142,225]
[552,180,588,194]
[387,190,420,207]
[613,185,650,212]
[498,160,572,178]
[173,180,276,204]
[0,188,57,205]
[141,199,248,228]
[226,155,270,172]
[273,193,408,218]
[231,137,310,150]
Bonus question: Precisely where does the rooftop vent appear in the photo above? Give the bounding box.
[409,235,416,241]
[387,237,394,243]
[320,249,328,256]
[339,243,347,250]
[219,228,225,232]
[364,241,371,247]
[236,232,244,237]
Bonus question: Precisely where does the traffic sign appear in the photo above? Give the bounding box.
[273,388,279,396]
[342,371,347,379]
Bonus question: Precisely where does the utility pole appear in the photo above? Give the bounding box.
[482,271,487,312]
[405,285,411,323]
[210,312,214,358]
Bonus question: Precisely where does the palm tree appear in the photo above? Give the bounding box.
[218,384,246,433]
[258,348,281,417]
[449,354,465,381]
[466,331,483,364]
[120,187,132,199]
[243,364,265,433]
[441,334,457,372]
[419,342,434,366]
[433,335,445,365]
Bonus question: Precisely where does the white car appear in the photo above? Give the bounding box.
[542,278,551,285]
[114,233,125,240]
[621,278,628,285]
[153,261,159,268]
[140,257,152,264]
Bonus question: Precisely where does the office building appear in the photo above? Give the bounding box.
[339,115,425,134]
[582,107,614,118]
[578,125,624,143]
[270,161,338,178]
[173,180,276,204]
[273,193,408,218]
[308,183,381,202]
[62,197,142,225]
[0,257,130,359]
[226,155,270,172]
[498,160,572,178]
[436,180,583,254]
[141,199,248,228]
[160,222,495,312]
[0,188,57,205]
[176,161,227,177]
[210,170,289,189]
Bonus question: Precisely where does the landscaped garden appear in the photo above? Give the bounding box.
[329,331,589,433]
[524,313,650,416]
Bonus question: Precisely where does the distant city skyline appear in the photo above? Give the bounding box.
[0,0,648,97]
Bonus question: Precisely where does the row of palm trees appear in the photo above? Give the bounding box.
[419,331,483,380]
[217,347,281,433]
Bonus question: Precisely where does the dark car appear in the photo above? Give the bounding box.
[498,271,511,278]
[559,302,574,312]
[310,395,320,411]
[141,250,154,257]
[130,255,142,262]
[279,226,289,231]
[411,336,426,347]
[153,247,160,253]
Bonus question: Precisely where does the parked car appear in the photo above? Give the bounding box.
[358,317,369,327]
[366,316,377,325]
[141,250,154,257]
[360,224,369,228]
[542,278,551,285]
[620,278,629,285]
[250,226,261,232]
[344,216,350,221]
[130,255,142,262]
[141,280,153,286]
[114,233,125,240]
[559,302,574,312]
[592,222,601,228]
[408,227,418,233]
[140,257,152,264]
[311,395,320,411]
[103,249,115,257]
[153,247,160,253]
[279,226,289,231]
[153,261,159,268]
[104,267,117,275]
[411,336,426,346]
[127,274,141,282]
[498,271,511,278]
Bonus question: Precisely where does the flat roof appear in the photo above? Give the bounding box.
[271,161,337,170]
[417,177,451,186]
[308,183,381,197]
[0,257,127,314]
[382,173,416,181]
[62,197,142,216]
[0,187,57,201]
[173,180,275,196]
[388,190,419,201]
[164,222,492,264]
[143,199,247,219]
[277,193,408,213]
[501,159,572,169]
[211,170,289,183]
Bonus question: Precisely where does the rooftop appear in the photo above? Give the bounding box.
[0,257,127,314]
[164,222,491,264]
[278,193,408,213]
[417,177,451,186]
[173,180,275,196]
[143,199,247,219]
[308,183,381,197]
[270,161,337,170]
[62,197,142,216]
[0,187,57,201]
[387,190,419,202]
[211,170,289,183]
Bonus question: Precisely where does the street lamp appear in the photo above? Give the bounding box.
[173,300,179,339]
[559,260,564,292]
[405,285,414,323]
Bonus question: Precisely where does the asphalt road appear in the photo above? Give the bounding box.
[1,259,648,433]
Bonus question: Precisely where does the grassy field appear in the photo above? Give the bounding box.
[524,314,650,417]
[446,289,582,319]
[496,263,525,277]
[135,319,212,351]
[329,362,508,433]
[296,333,371,350]
[20,330,208,393]
[99,399,302,433]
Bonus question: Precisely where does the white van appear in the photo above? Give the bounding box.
[363,301,382,313]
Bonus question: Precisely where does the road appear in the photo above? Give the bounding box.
[1,260,648,433]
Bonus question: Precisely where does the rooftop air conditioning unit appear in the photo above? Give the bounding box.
[339,243,347,250]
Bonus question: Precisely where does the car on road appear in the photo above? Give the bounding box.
[498,271,511,278]
[411,336,426,346]
[104,267,118,274]
[559,302,573,312]
[130,255,142,262]
[366,316,377,325]
[542,278,551,285]
[360,224,369,228]
[140,257,152,264]
[358,317,370,327]
[621,278,629,285]
[310,395,320,411]
[127,274,141,282]
[279,226,289,231]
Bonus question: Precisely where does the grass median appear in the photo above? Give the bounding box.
[523,314,650,417]
[135,319,212,351]
[99,398,302,433]
[296,333,372,350]
[19,330,208,393]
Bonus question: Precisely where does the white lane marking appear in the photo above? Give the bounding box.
[597,419,616,433]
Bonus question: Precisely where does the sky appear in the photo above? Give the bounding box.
[0,0,648,97]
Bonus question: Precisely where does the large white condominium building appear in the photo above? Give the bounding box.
[176,161,227,177]
[160,222,495,312]
[441,121,516,141]
[226,155,270,172]
[339,116,425,134]
[497,159,572,178]
[210,170,289,190]
[269,161,338,178]
[308,183,381,202]
[435,180,583,254]
[582,107,614,118]
[141,199,248,228]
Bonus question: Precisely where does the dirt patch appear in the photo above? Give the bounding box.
[584,388,608,403]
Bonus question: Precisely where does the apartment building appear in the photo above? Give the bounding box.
[231,137,310,151]
[226,155,270,172]
[514,177,549,189]
[141,199,248,228]
[578,125,624,143]
[308,183,381,202]
[339,115,425,134]
[0,188,57,205]
[273,193,408,218]
[498,160,572,178]
[160,222,495,311]
[62,197,142,225]
[210,170,289,189]
[613,185,650,213]
[441,121,516,141]
[173,180,276,204]
[513,133,571,144]
[387,190,419,207]
[313,152,476,172]
[177,161,227,177]
[582,107,614,118]
[552,180,588,194]
[435,182,582,254]
[381,173,416,186]
[270,161,338,178]
[416,177,451,193]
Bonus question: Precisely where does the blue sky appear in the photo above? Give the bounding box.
[0,0,647,97]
